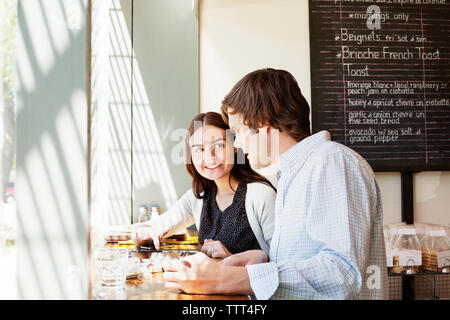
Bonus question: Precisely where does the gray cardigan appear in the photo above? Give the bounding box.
[145,182,276,254]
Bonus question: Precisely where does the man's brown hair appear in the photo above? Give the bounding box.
[221,68,311,141]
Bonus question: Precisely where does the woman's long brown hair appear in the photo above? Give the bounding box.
[185,112,276,199]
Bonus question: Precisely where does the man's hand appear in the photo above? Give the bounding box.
[201,239,232,259]
[163,252,255,296]
[162,252,224,295]
[219,250,268,267]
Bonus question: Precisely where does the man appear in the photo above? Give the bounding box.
[162,68,388,299]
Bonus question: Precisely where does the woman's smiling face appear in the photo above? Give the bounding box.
[189,125,235,181]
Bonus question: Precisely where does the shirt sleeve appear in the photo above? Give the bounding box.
[246,262,279,300]
[246,183,276,254]
[247,151,376,300]
[147,189,196,238]
[257,186,276,250]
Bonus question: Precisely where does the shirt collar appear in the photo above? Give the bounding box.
[279,130,331,177]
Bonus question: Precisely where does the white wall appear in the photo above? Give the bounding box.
[199,0,450,225]
[90,0,198,236]
[17,0,88,299]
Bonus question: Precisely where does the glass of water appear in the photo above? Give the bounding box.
[94,247,128,288]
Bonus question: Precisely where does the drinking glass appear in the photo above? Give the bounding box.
[94,247,129,288]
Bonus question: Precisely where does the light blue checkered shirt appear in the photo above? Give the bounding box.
[246,131,388,300]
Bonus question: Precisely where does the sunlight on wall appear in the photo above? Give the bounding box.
[131,0,198,218]
[56,94,87,215]
[132,61,179,209]
[61,0,84,33]
[40,0,70,55]
[16,26,35,94]
[91,0,132,234]
[21,0,55,75]
[17,0,88,299]
[91,0,178,241]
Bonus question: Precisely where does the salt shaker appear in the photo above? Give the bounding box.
[138,206,149,223]
[150,206,160,220]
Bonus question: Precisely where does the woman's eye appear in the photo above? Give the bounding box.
[214,143,224,149]
[193,147,203,153]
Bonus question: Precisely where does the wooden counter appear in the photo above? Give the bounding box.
[93,243,249,300]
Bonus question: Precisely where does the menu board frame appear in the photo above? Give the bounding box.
[309,0,450,172]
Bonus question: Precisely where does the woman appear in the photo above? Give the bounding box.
[132,112,276,258]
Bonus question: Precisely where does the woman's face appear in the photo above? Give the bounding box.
[189,125,235,181]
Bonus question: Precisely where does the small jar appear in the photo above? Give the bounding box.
[138,206,149,223]
[150,206,160,220]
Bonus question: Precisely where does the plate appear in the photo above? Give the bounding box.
[126,272,143,280]
[161,236,198,245]
[104,230,132,243]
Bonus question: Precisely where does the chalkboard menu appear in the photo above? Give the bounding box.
[309,0,450,171]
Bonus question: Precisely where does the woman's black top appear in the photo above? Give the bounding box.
[198,183,261,254]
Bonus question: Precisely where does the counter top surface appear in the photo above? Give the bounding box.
[93,242,249,300]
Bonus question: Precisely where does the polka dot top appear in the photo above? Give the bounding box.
[198,183,261,254]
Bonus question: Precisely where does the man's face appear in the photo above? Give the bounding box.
[227,109,278,169]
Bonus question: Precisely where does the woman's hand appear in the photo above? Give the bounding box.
[131,224,168,249]
[219,249,268,266]
[201,239,232,259]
